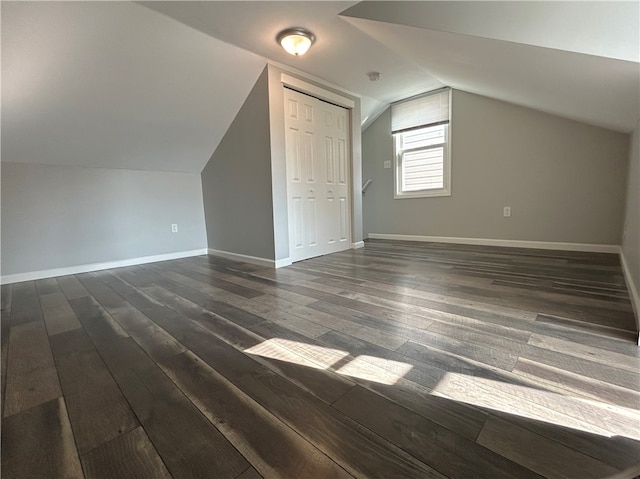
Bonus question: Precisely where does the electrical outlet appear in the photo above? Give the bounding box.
[171,224,178,233]
[383,160,391,169]
[503,206,511,217]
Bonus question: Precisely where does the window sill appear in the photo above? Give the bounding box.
[394,189,451,199]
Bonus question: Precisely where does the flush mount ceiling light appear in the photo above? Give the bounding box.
[277,27,316,56]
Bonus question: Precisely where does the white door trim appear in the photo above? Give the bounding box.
[281,73,355,109]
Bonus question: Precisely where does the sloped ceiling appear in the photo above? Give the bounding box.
[139,1,439,129]
[145,0,638,133]
[342,1,638,62]
[341,1,639,133]
[1,1,266,173]
[2,1,638,174]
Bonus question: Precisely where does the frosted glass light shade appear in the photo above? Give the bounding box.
[277,28,315,56]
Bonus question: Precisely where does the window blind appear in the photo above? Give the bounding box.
[402,147,445,191]
[391,88,450,134]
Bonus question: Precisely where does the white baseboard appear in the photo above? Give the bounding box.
[366,233,620,254]
[352,241,365,249]
[0,249,208,285]
[207,248,291,269]
[274,257,293,268]
[619,249,640,344]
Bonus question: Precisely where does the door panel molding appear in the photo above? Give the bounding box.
[284,88,352,262]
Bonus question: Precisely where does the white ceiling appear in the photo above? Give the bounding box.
[139,1,442,128]
[2,1,638,174]
[342,1,638,62]
[144,0,639,133]
[341,1,639,132]
[343,15,639,133]
[1,1,266,173]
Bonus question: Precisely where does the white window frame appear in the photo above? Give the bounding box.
[394,124,451,199]
[392,88,452,199]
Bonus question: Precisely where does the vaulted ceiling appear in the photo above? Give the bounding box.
[2,1,266,173]
[2,1,638,173]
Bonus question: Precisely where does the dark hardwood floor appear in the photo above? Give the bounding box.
[1,239,639,478]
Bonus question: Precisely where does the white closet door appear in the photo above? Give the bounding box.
[317,100,350,254]
[284,88,351,262]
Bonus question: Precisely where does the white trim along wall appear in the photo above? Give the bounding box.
[620,249,640,344]
[0,249,208,285]
[367,233,620,253]
[207,248,289,268]
[210,240,366,270]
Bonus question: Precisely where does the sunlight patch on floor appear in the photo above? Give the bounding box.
[432,372,640,440]
[245,338,349,370]
[336,355,414,385]
[245,339,413,385]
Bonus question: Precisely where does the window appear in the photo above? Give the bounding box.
[392,89,451,198]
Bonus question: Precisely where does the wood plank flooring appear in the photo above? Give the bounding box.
[1,239,639,478]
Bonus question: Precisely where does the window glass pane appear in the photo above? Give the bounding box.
[402,147,444,191]
[400,125,445,150]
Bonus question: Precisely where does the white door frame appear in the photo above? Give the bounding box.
[281,74,355,110]
[281,74,356,262]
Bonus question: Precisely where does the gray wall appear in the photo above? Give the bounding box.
[622,119,640,321]
[266,64,290,262]
[1,162,207,277]
[362,90,629,245]
[201,67,276,260]
[266,64,363,262]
